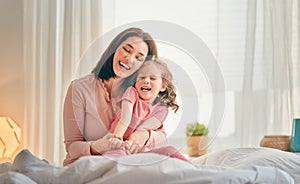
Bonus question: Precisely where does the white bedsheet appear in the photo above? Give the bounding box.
[0,149,294,184]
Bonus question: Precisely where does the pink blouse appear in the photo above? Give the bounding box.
[63,74,166,166]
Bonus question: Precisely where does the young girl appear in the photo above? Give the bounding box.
[104,57,190,163]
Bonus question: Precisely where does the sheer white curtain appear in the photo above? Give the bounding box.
[236,0,300,147]
[214,0,299,149]
[23,0,103,165]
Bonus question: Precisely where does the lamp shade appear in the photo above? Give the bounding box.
[0,117,21,162]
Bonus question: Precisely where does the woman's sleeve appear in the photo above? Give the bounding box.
[63,82,91,163]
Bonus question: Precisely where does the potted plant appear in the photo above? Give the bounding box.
[186,122,209,157]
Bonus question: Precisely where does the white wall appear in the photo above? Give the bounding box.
[0,0,24,128]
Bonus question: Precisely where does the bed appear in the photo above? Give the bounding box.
[0,147,299,183]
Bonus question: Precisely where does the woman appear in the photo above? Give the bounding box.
[63,27,167,166]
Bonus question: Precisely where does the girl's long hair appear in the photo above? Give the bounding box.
[141,58,179,113]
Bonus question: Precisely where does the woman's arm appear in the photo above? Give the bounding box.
[63,82,91,163]
[126,106,169,154]
[139,106,169,149]
[63,81,113,165]
[125,116,163,149]
[125,127,167,154]
[135,116,162,131]
[128,117,167,147]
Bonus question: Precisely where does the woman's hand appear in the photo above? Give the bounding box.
[108,137,124,150]
[90,133,117,154]
[125,129,150,154]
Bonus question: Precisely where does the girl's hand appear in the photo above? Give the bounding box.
[124,140,144,154]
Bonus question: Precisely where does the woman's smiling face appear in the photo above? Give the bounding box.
[113,36,149,78]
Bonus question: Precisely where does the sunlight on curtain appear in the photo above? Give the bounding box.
[23,0,103,166]
[239,0,300,146]
[111,0,300,151]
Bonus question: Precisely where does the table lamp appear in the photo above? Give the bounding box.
[0,117,21,162]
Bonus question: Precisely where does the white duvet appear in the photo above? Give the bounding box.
[192,147,300,183]
[0,148,298,184]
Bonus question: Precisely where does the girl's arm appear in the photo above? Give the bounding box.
[112,100,133,139]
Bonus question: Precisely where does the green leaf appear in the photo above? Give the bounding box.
[186,122,208,136]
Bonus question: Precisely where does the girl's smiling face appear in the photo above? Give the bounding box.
[113,36,148,78]
[135,62,167,104]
